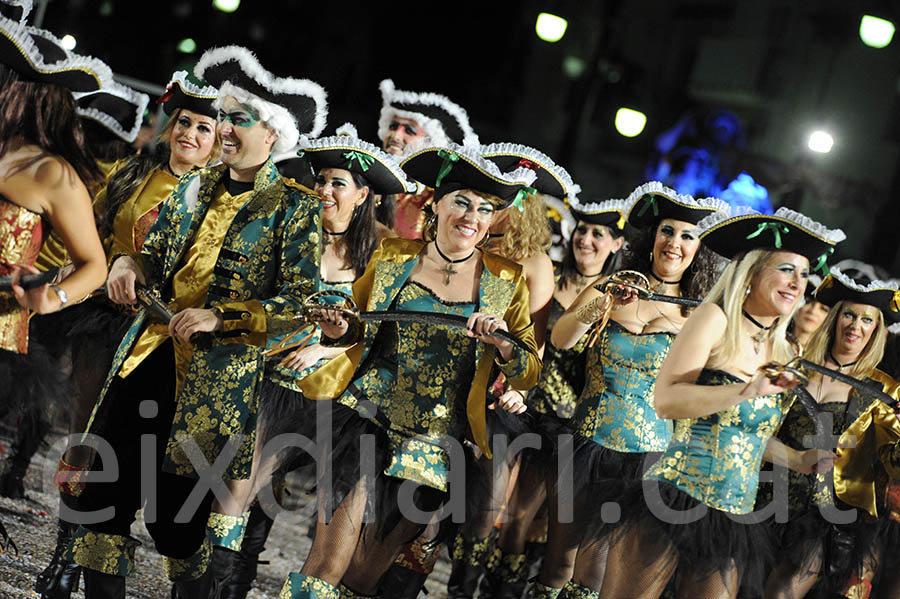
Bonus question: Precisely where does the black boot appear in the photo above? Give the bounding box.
[35,519,81,598]
[447,534,492,599]
[171,572,212,599]
[378,563,428,599]
[0,416,50,499]
[223,503,275,599]
[81,569,125,599]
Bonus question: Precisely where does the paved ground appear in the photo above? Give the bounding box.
[0,429,454,598]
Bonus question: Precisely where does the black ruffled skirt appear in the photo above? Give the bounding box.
[770,506,882,598]
[599,480,776,597]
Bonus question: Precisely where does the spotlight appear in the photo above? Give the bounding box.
[177,38,196,53]
[808,130,834,153]
[213,0,240,13]
[60,34,76,50]
[860,15,895,48]
[536,13,567,43]
[615,108,647,138]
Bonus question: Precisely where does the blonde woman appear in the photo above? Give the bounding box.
[764,270,900,599]
[594,207,844,599]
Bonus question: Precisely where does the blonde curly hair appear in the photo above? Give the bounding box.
[491,193,552,261]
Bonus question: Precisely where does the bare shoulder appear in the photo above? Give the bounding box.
[684,302,728,335]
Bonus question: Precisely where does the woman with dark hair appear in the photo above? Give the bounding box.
[763,269,900,599]
[210,123,415,599]
[31,70,220,599]
[274,144,541,599]
[595,206,844,599]
[530,183,724,597]
[791,273,829,348]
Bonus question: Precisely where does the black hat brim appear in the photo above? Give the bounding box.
[700,214,837,265]
[628,193,717,228]
[162,83,216,118]
[401,148,528,207]
[392,101,464,145]
[0,25,105,92]
[571,209,624,230]
[304,146,408,195]
[483,153,565,198]
[815,281,900,324]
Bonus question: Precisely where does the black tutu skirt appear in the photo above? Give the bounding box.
[0,337,71,428]
[871,516,900,595]
[255,382,487,544]
[599,480,776,598]
[770,506,882,598]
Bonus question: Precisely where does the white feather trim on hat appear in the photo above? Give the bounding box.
[195,45,327,137]
[299,122,415,193]
[1,0,31,23]
[166,70,218,100]
[569,197,627,217]
[214,80,299,154]
[826,268,899,294]
[377,78,479,151]
[74,82,149,143]
[481,142,581,201]
[437,142,538,187]
[0,15,113,86]
[694,205,846,243]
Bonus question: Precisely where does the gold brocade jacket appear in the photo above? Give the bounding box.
[299,238,542,458]
[833,368,900,518]
[84,159,321,479]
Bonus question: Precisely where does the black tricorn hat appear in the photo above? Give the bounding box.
[814,268,900,324]
[76,82,149,143]
[377,79,479,148]
[569,198,628,231]
[157,70,218,118]
[697,206,845,275]
[0,15,112,92]
[482,142,580,202]
[626,181,724,228]
[401,144,537,208]
[298,123,414,196]
[194,45,327,138]
[0,0,31,23]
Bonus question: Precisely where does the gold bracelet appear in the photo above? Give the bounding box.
[575,295,609,324]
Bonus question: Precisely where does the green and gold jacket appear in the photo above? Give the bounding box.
[299,238,541,458]
[85,159,321,479]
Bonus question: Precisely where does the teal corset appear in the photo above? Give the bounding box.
[337,280,477,491]
[266,279,354,391]
[644,369,792,514]
[532,297,587,418]
[573,320,674,452]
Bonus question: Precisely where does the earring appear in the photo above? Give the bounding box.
[649,252,654,263]
[746,286,751,296]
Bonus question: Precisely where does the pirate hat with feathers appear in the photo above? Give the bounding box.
[377,79,479,150]
[75,82,149,143]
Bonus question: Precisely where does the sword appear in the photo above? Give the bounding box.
[133,286,213,350]
[0,266,59,291]
[790,357,897,409]
[594,270,702,307]
[280,290,537,357]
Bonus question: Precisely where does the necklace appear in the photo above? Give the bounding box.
[434,241,475,285]
[488,232,505,239]
[742,309,774,354]
[828,351,859,371]
[322,227,348,248]
[573,264,604,292]
[648,270,681,293]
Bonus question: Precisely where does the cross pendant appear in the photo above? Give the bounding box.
[322,234,332,248]
[751,331,767,354]
[441,263,457,285]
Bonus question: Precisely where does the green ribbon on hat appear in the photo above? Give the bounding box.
[511,187,537,212]
[812,247,835,275]
[636,194,659,217]
[435,149,459,188]
[294,149,312,176]
[343,150,375,172]
[746,221,790,249]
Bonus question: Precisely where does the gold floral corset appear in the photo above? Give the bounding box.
[531,296,588,418]
[0,198,45,353]
[337,280,477,491]
[644,368,792,514]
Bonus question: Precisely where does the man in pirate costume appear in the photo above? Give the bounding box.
[376,79,480,239]
[64,46,325,598]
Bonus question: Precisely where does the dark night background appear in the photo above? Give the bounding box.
[34,0,900,274]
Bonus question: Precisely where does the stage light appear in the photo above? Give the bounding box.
[860,15,894,48]
[60,35,76,50]
[562,55,585,78]
[615,108,647,137]
[808,130,834,153]
[536,13,567,43]
[177,38,197,53]
[213,0,240,13]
